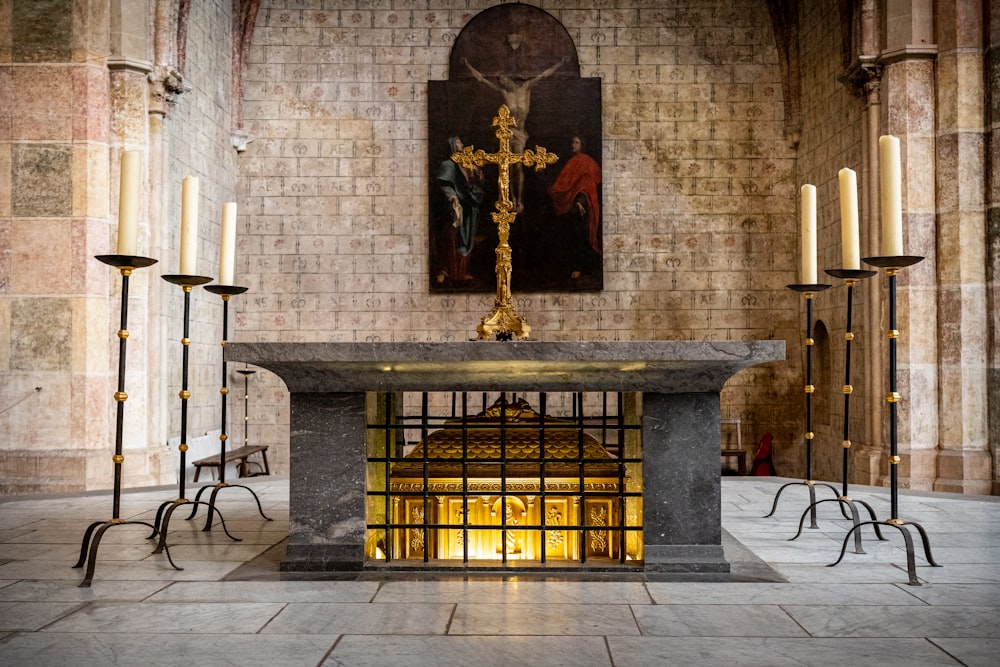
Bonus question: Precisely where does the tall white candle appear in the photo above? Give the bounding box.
[801,184,817,284]
[117,150,140,256]
[838,167,860,270]
[218,202,237,285]
[879,135,904,256]
[179,176,199,275]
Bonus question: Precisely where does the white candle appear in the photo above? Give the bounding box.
[218,202,237,285]
[879,135,904,256]
[117,150,140,256]
[838,167,860,270]
[800,184,817,284]
[179,176,199,275]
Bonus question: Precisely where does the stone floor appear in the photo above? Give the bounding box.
[0,476,997,666]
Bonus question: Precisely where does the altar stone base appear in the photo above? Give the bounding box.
[226,341,784,574]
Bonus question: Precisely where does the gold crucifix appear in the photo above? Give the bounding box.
[451,104,558,340]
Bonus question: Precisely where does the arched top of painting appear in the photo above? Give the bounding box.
[449,4,580,81]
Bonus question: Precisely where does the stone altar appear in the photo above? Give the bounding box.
[225,341,784,573]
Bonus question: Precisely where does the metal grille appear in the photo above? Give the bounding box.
[365,391,643,569]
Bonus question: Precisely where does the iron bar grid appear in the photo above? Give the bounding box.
[366,391,642,568]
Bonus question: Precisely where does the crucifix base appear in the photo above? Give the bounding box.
[478,305,531,340]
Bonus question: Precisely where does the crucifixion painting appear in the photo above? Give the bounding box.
[428,3,603,294]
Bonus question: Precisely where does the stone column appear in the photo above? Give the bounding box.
[641,392,727,573]
[283,392,368,571]
[878,0,939,490]
[933,1,991,494]
[988,0,1000,495]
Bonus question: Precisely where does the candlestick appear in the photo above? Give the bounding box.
[788,268,886,553]
[800,184,817,284]
[764,281,839,526]
[838,168,860,270]
[179,176,199,275]
[218,202,237,286]
[830,255,940,585]
[117,151,141,256]
[151,273,242,567]
[74,253,158,587]
[187,285,272,532]
[879,136,903,256]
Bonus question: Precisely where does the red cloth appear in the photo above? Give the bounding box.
[549,153,602,254]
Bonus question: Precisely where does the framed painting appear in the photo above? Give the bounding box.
[428,4,603,293]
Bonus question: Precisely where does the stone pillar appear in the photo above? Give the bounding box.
[641,392,727,573]
[282,392,368,571]
[878,0,939,490]
[2,1,113,492]
[933,1,992,494]
[988,0,1000,495]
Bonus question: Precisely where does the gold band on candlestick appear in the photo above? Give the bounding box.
[842,385,853,394]
[842,440,851,448]
[887,392,901,403]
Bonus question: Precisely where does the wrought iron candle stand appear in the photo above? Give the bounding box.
[829,256,940,585]
[73,254,158,587]
[789,269,887,553]
[186,286,271,531]
[150,274,240,568]
[764,283,844,528]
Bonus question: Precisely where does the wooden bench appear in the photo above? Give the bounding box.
[193,445,270,482]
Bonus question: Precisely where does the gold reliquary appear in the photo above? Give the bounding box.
[386,397,631,563]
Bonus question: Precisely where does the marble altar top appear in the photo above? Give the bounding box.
[226,341,784,393]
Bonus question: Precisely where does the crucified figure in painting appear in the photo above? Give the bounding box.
[462,55,568,213]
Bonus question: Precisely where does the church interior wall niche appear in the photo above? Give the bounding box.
[428,4,603,293]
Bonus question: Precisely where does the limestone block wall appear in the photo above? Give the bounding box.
[233,0,803,477]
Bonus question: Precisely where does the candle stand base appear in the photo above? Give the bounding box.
[829,518,938,585]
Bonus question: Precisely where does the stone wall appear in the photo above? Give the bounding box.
[0,0,117,493]
[235,0,802,476]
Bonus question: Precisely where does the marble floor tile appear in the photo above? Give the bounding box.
[607,636,962,666]
[41,601,286,634]
[373,580,653,605]
[150,580,379,603]
[327,634,613,667]
[929,638,1000,667]
[0,601,85,631]
[449,602,641,636]
[262,602,454,635]
[900,583,1000,606]
[631,603,808,637]
[0,632,338,667]
[645,582,928,606]
[0,580,169,602]
[782,604,1000,638]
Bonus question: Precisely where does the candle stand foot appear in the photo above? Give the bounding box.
[74,518,159,587]
[788,496,887,553]
[187,482,272,531]
[763,479,846,527]
[829,519,940,585]
[150,498,241,569]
